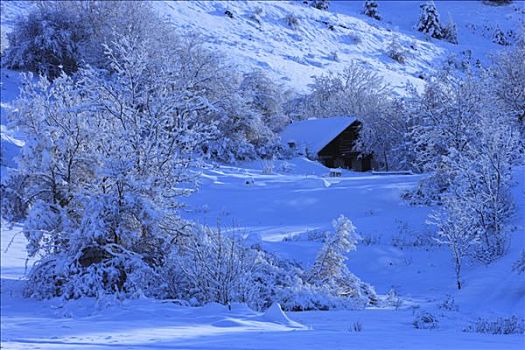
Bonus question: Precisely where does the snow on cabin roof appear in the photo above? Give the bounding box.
[280,116,358,155]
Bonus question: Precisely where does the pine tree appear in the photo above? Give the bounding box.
[310,0,330,11]
[307,216,377,304]
[363,1,381,20]
[308,216,359,284]
[416,1,444,39]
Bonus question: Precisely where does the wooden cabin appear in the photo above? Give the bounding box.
[281,116,372,172]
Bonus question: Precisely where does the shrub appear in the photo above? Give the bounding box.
[387,37,407,64]
[438,294,459,311]
[286,14,300,30]
[385,288,403,310]
[464,316,525,335]
[3,7,89,79]
[413,311,439,329]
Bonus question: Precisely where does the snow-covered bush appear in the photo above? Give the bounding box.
[363,1,381,20]
[360,233,381,246]
[412,311,439,329]
[491,42,525,132]
[387,36,407,63]
[385,288,403,310]
[225,9,234,19]
[165,224,254,306]
[464,316,525,335]
[2,6,89,79]
[493,26,512,46]
[438,294,459,311]
[483,0,513,5]
[1,173,29,222]
[285,14,300,30]
[416,1,444,39]
[261,159,275,175]
[350,321,363,332]
[2,2,161,79]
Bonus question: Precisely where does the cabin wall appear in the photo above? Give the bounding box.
[317,122,372,172]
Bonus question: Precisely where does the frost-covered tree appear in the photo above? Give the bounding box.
[240,70,289,133]
[363,1,381,20]
[9,27,217,299]
[490,42,525,132]
[308,216,360,284]
[420,65,521,285]
[431,114,520,286]
[430,196,478,290]
[457,114,520,261]
[308,216,376,304]
[298,62,390,120]
[416,1,444,39]
[357,93,411,171]
[405,69,484,200]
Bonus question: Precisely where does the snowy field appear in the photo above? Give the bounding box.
[1,1,524,349]
[2,159,524,349]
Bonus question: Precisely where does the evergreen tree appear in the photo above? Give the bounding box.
[308,216,360,285]
[310,0,330,11]
[416,1,444,39]
[307,216,376,304]
[363,0,381,20]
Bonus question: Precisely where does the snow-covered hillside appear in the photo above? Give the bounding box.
[152,1,522,92]
[1,1,522,93]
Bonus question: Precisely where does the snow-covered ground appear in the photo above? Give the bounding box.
[2,159,524,349]
[1,1,524,349]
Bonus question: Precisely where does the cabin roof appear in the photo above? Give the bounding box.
[280,116,357,154]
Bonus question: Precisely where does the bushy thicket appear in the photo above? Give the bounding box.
[163,218,376,311]
[2,2,166,79]
[464,316,525,335]
[2,2,287,165]
[292,62,391,121]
